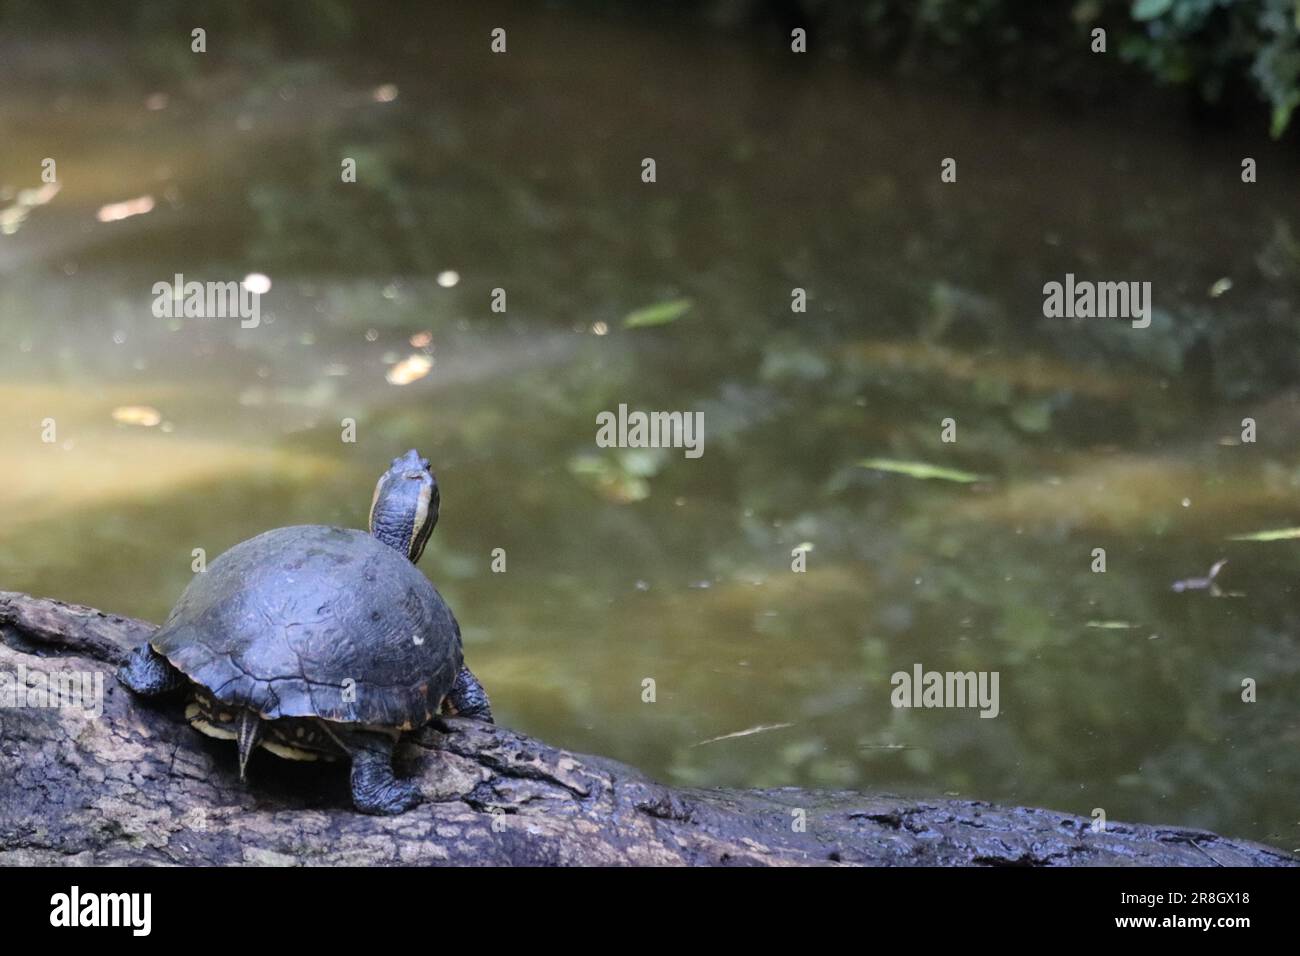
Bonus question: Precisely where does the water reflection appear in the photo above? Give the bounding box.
[1,8,1298,847]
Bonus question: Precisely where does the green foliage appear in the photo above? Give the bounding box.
[857,458,991,483]
[765,0,1300,135]
[623,298,694,329]
[1117,0,1300,135]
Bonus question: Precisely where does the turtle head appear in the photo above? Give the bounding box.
[369,449,439,563]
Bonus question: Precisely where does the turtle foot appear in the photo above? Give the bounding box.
[352,776,422,815]
[348,732,422,815]
[442,665,494,723]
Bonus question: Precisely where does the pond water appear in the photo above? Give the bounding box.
[2,7,1299,847]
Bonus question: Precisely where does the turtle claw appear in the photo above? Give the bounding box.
[353,777,422,816]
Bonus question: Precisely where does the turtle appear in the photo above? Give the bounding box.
[117,449,493,815]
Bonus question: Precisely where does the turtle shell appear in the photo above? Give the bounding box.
[151,525,463,729]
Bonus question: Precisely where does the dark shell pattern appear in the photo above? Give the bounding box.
[152,525,463,729]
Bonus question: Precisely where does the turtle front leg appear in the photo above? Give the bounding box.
[442,665,494,723]
[117,643,185,696]
[344,730,421,815]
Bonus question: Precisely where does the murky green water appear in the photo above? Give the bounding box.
[3,8,1299,847]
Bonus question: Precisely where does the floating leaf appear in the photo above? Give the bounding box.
[858,458,990,483]
[1208,277,1233,298]
[385,354,432,385]
[1227,527,1300,542]
[0,182,60,236]
[693,723,794,747]
[111,405,162,427]
[623,298,693,329]
[96,195,155,223]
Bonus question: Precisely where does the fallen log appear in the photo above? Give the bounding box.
[0,591,1294,867]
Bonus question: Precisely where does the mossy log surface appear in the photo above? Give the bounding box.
[1,591,1294,867]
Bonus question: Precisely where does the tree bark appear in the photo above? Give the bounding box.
[0,591,1293,867]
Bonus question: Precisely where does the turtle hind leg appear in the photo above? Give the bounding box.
[442,665,494,723]
[117,643,185,696]
[344,730,421,815]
